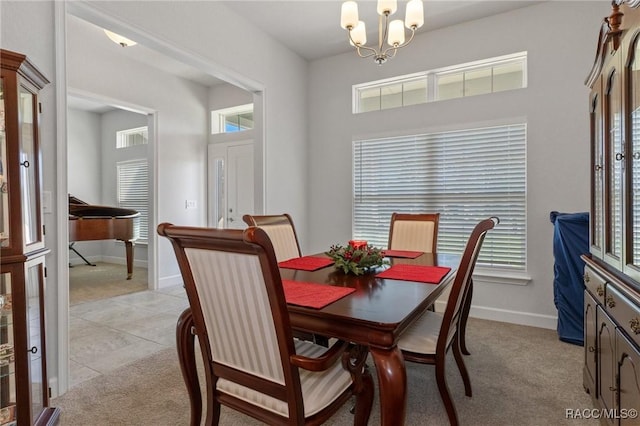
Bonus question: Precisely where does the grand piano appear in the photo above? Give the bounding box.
[69,195,140,279]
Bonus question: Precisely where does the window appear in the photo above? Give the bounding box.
[117,159,149,243]
[211,103,254,134]
[353,52,527,113]
[116,127,148,149]
[353,123,526,271]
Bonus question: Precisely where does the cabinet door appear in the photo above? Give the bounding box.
[626,35,640,280]
[604,53,625,270]
[585,291,598,395]
[591,76,605,258]
[16,82,43,254]
[24,257,46,421]
[599,305,617,424]
[0,270,16,425]
[617,328,640,425]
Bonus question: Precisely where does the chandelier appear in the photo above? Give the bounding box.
[340,0,424,65]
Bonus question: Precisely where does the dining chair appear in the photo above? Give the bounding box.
[242,213,302,262]
[157,223,374,425]
[388,212,440,253]
[242,213,329,346]
[397,216,498,426]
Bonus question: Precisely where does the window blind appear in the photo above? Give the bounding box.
[353,123,526,270]
[117,159,149,243]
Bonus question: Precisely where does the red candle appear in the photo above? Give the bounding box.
[348,240,368,250]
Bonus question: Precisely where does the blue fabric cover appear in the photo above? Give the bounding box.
[550,211,589,346]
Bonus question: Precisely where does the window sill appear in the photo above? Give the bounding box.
[473,267,531,286]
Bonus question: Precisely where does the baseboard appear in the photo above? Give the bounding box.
[434,300,558,330]
[158,274,184,289]
[101,255,148,268]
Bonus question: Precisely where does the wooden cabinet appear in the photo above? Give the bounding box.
[0,49,59,425]
[584,2,640,424]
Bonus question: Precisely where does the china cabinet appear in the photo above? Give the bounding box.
[584,2,640,424]
[0,49,59,425]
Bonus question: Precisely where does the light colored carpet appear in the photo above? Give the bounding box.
[52,318,595,425]
[69,262,148,305]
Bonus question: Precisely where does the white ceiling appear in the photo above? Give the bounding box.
[223,0,541,61]
[67,0,540,112]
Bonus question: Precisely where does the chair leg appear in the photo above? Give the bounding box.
[459,279,473,355]
[435,354,459,426]
[452,336,472,397]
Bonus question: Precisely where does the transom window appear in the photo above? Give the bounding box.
[353,123,527,271]
[354,52,527,113]
[116,126,148,149]
[211,103,254,134]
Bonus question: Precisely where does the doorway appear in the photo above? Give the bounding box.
[208,140,255,229]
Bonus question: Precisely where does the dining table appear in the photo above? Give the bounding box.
[176,250,460,426]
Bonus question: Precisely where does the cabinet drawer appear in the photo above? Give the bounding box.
[584,265,606,303]
[606,285,640,347]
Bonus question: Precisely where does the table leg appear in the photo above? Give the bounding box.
[370,345,407,425]
[176,308,202,426]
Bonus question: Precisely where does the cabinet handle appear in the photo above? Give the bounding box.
[616,152,625,161]
[28,346,37,354]
[588,346,596,352]
[606,295,616,308]
[634,152,640,160]
[597,285,604,297]
[630,318,640,334]
[610,386,618,392]
[19,160,30,168]
[594,164,603,171]
[584,273,590,283]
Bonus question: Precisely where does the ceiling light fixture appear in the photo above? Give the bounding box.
[104,30,137,48]
[340,0,423,65]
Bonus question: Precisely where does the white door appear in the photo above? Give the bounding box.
[208,141,254,229]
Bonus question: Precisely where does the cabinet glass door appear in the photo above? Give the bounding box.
[605,66,623,266]
[591,81,604,257]
[0,77,7,249]
[628,38,640,276]
[25,260,44,420]
[17,84,41,250]
[0,271,16,425]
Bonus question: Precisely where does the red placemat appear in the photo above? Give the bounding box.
[283,280,355,309]
[278,256,334,271]
[383,250,423,259]
[376,264,452,284]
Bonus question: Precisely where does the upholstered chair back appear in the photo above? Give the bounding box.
[242,214,302,262]
[388,213,440,253]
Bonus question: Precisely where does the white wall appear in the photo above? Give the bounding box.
[68,108,103,263]
[307,1,604,329]
[67,108,101,203]
[100,109,149,265]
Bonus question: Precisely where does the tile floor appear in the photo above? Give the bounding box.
[69,285,190,388]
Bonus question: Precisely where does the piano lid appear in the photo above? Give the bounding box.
[69,194,139,219]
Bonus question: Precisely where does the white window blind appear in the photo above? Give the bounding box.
[117,159,148,243]
[353,123,526,270]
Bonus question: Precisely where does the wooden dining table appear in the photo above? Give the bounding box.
[176,251,459,426]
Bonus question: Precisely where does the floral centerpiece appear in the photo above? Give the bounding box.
[326,240,388,275]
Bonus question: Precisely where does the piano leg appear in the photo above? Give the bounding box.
[125,240,135,280]
[68,242,96,267]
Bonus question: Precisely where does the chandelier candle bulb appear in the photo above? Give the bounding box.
[406,0,424,28]
[351,21,367,46]
[377,0,397,15]
[388,20,405,45]
[341,1,359,29]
